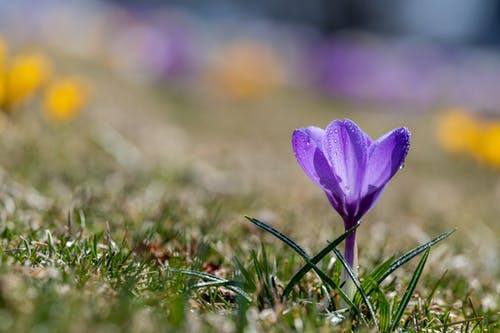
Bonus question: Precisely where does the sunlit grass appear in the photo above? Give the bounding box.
[0,67,497,332]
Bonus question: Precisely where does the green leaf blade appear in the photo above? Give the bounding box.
[378,290,391,332]
[244,216,364,320]
[333,248,379,329]
[389,247,431,331]
[378,230,454,285]
[282,221,362,299]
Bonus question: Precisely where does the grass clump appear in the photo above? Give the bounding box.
[0,81,497,332]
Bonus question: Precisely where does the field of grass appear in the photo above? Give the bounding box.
[0,63,498,332]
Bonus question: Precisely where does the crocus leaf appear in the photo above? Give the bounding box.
[282,221,362,300]
[244,216,364,320]
[354,256,395,306]
[353,230,454,307]
[333,247,378,329]
[377,229,455,284]
[378,290,391,332]
[244,216,308,257]
[389,247,430,331]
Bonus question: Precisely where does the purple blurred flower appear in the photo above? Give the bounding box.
[144,22,196,79]
[292,119,410,267]
[304,38,443,107]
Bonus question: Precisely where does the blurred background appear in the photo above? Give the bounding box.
[0,0,498,304]
[3,0,500,107]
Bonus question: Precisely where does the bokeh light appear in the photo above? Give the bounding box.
[3,53,51,109]
[43,77,89,123]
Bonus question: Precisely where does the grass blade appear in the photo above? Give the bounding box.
[192,280,242,289]
[425,270,447,310]
[169,267,224,281]
[282,221,362,299]
[233,257,256,292]
[244,216,364,320]
[333,248,379,329]
[169,267,252,303]
[389,247,430,331]
[251,247,276,308]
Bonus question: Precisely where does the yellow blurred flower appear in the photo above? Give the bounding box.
[209,40,283,99]
[43,77,88,123]
[476,122,500,168]
[0,70,5,108]
[0,35,6,66]
[3,53,51,109]
[0,35,7,106]
[437,109,500,169]
[436,109,481,154]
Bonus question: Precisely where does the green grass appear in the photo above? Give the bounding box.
[0,73,497,332]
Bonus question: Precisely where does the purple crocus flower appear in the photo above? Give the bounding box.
[292,119,410,269]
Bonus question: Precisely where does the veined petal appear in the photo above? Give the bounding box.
[363,127,410,195]
[292,127,344,206]
[355,184,385,225]
[292,127,328,188]
[323,119,369,200]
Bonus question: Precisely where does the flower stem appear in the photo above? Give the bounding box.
[344,231,357,269]
[341,232,358,304]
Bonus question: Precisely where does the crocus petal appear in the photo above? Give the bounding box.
[292,127,327,188]
[292,126,331,188]
[348,128,410,221]
[323,119,369,200]
[354,185,385,227]
[364,127,411,195]
[292,127,344,209]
